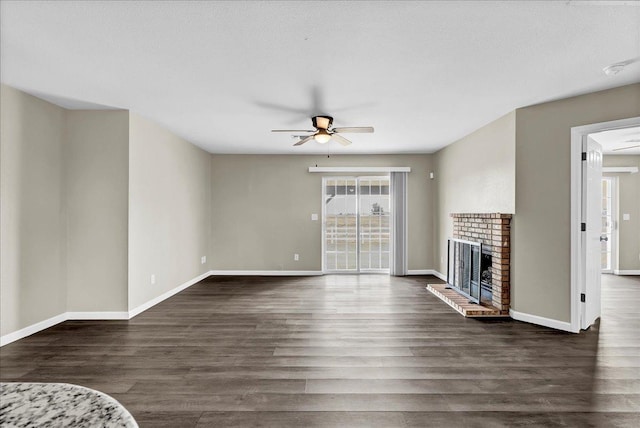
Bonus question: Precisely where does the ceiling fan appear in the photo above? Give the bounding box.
[272,115,373,146]
[612,138,640,152]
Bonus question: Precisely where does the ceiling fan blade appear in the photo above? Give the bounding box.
[293,135,315,146]
[272,129,314,133]
[612,144,640,151]
[331,133,352,146]
[332,127,374,133]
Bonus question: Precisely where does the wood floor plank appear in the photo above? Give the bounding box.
[401,412,640,428]
[195,411,407,428]
[1,274,639,426]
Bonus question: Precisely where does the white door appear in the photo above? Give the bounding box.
[581,136,603,329]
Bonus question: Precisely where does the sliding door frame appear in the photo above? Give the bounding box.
[321,175,390,274]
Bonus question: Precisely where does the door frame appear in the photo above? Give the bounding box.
[570,116,640,333]
[321,175,391,274]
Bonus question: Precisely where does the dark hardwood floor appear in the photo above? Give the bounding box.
[1,274,639,427]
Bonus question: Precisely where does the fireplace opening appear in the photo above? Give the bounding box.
[480,249,492,306]
[447,239,495,306]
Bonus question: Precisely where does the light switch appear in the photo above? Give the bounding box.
[311,213,318,221]
[623,213,631,221]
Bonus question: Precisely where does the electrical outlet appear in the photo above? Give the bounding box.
[201,256,207,264]
[150,274,156,285]
[311,213,318,221]
[294,253,299,261]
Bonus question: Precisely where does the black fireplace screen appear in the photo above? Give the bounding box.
[447,238,482,303]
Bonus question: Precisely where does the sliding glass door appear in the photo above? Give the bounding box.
[359,177,390,271]
[323,177,390,273]
[323,178,358,271]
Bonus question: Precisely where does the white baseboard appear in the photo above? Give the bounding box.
[67,312,129,320]
[432,270,447,281]
[613,270,640,275]
[407,270,446,281]
[407,270,431,275]
[0,313,68,347]
[509,309,577,333]
[1,271,214,347]
[128,271,212,319]
[1,312,128,347]
[209,270,323,276]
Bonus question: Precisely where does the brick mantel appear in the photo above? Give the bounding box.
[451,213,512,314]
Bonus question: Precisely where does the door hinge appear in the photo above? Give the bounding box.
[581,223,586,231]
[581,152,587,161]
[580,293,586,302]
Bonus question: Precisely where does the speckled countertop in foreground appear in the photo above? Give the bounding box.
[0,382,138,428]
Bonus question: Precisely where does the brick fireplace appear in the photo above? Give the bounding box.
[428,213,512,317]
[452,213,511,314]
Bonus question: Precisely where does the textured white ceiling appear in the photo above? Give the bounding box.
[591,126,640,155]
[2,1,639,154]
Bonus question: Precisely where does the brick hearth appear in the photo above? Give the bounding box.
[450,213,511,315]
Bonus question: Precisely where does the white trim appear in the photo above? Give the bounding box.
[1,271,214,347]
[432,270,447,281]
[407,270,432,275]
[571,117,640,334]
[613,270,640,275]
[407,270,447,281]
[208,270,323,276]
[509,309,577,333]
[309,166,411,173]
[67,312,129,320]
[0,313,67,347]
[603,166,639,174]
[128,271,212,318]
[1,312,129,347]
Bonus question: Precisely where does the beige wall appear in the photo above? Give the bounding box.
[128,113,211,311]
[64,111,129,312]
[433,111,516,274]
[210,154,434,271]
[604,155,640,272]
[1,85,67,335]
[514,83,640,322]
[1,86,213,340]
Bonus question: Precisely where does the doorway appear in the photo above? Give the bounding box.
[322,176,390,273]
[600,176,617,274]
[570,117,640,332]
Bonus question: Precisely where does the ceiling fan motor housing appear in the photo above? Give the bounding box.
[312,116,333,130]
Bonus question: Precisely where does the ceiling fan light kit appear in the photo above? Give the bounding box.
[272,115,374,147]
[314,129,332,144]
